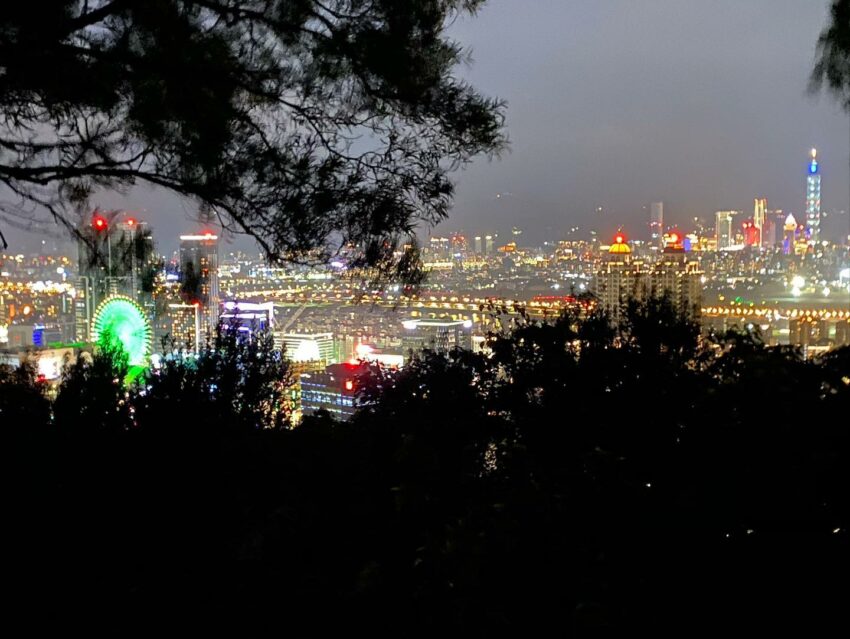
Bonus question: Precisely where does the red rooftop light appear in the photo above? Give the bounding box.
[92,214,107,230]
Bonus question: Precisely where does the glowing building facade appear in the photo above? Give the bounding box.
[594,233,644,323]
[179,233,220,336]
[805,148,821,244]
[279,332,336,367]
[401,318,473,355]
[753,198,767,248]
[715,211,735,250]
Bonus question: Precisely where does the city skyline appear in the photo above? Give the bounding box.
[2,1,849,254]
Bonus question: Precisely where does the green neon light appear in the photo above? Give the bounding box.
[91,296,152,366]
[124,365,147,386]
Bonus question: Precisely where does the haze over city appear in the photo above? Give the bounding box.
[4,0,848,253]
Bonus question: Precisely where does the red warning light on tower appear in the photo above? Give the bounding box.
[92,213,108,231]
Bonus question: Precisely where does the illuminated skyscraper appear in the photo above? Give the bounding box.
[154,302,201,352]
[753,198,767,248]
[649,202,664,248]
[651,232,703,320]
[179,232,220,335]
[75,210,151,341]
[805,148,821,244]
[715,211,735,250]
[594,232,644,323]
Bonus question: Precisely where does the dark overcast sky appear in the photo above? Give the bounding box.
[442,0,850,244]
[7,0,850,253]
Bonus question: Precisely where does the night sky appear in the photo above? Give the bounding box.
[6,0,850,253]
[443,0,850,244]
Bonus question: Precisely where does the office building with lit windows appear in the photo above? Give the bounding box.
[649,202,664,248]
[594,233,645,323]
[300,362,364,421]
[154,303,201,352]
[179,232,220,336]
[401,318,473,355]
[595,231,702,322]
[650,233,703,320]
[715,211,736,250]
[278,332,336,366]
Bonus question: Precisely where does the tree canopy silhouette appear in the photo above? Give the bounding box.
[812,0,850,108]
[0,1,506,272]
[4,298,849,634]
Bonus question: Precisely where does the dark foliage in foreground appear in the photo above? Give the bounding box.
[4,299,849,634]
[0,1,504,281]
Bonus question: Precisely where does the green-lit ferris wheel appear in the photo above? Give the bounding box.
[91,295,153,366]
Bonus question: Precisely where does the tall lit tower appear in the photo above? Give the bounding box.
[715,211,735,250]
[753,198,767,248]
[805,148,821,244]
[649,202,663,248]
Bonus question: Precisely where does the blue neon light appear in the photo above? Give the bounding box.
[809,160,818,174]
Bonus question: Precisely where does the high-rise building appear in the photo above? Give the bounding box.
[154,302,201,352]
[649,202,664,248]
[429,236,450,259]
[179,232,220,336]
[473,236,482,254]
[805,148,821,244]
[485,234,495,256]
[75,211,151,341]
[650,234,703,320]
[278,332,336,366]
[401,318,473,355]
[594,232,645,323]
[753,198,767,248]
[715,211,735,250]
[595,231,702,322]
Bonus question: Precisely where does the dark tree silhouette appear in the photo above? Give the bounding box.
[0,358,50,429]
[52,329,131,432]
[179,259,203,305]
[3,299,849,634]
[135,324,294,432]
[812,0,850,109]
[0,1,505,275]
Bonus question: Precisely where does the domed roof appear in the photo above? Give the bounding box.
[784,213,797,229]
[608,232,631,254]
